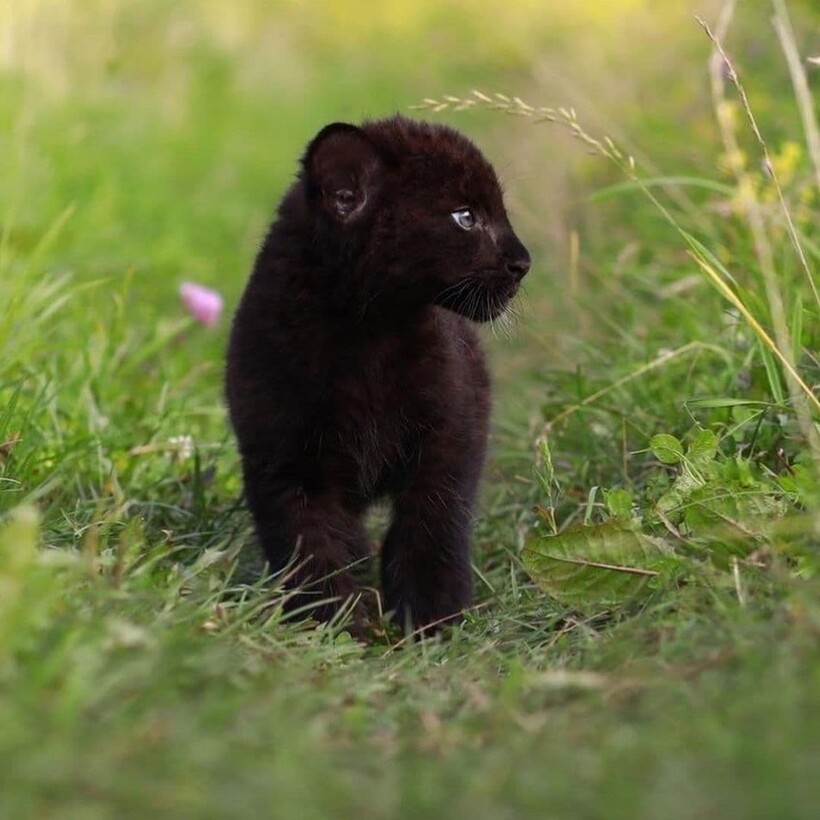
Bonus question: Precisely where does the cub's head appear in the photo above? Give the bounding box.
[301,115,530,322]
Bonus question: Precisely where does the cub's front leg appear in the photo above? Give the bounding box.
[242,459,370,624]
[379,429,486,635]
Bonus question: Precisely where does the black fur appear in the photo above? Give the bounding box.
[225,116,530,634]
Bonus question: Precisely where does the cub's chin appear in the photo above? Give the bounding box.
[434,280,518,323]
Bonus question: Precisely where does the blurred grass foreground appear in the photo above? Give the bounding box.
[2,1,820,818]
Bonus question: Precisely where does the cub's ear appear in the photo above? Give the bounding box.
[302,123,384,223]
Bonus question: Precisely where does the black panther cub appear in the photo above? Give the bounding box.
[226,115,530,634]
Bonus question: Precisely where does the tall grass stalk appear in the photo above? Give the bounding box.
[699,7,820,462]
[772,0,820,194]
[416,21,820,466]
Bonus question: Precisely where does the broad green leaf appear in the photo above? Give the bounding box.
[522,521,674,614]
[686,429,718,469]
[655,466,704,518]
[682,480,787,536]
[650,433,684,464]
[604,488,633,520]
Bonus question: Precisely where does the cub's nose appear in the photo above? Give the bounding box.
[505,251,531,281]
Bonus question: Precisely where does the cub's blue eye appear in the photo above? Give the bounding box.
[451,208,476,230]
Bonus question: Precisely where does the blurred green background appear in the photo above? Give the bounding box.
[2,0,817,408]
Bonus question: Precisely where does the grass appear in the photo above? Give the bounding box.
[2,1,820,817]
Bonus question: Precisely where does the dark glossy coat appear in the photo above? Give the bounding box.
[225,116,530,633]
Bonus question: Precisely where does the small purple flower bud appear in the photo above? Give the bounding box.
[179,282,223,326]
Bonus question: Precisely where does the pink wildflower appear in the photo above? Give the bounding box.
[179,282,223,326]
